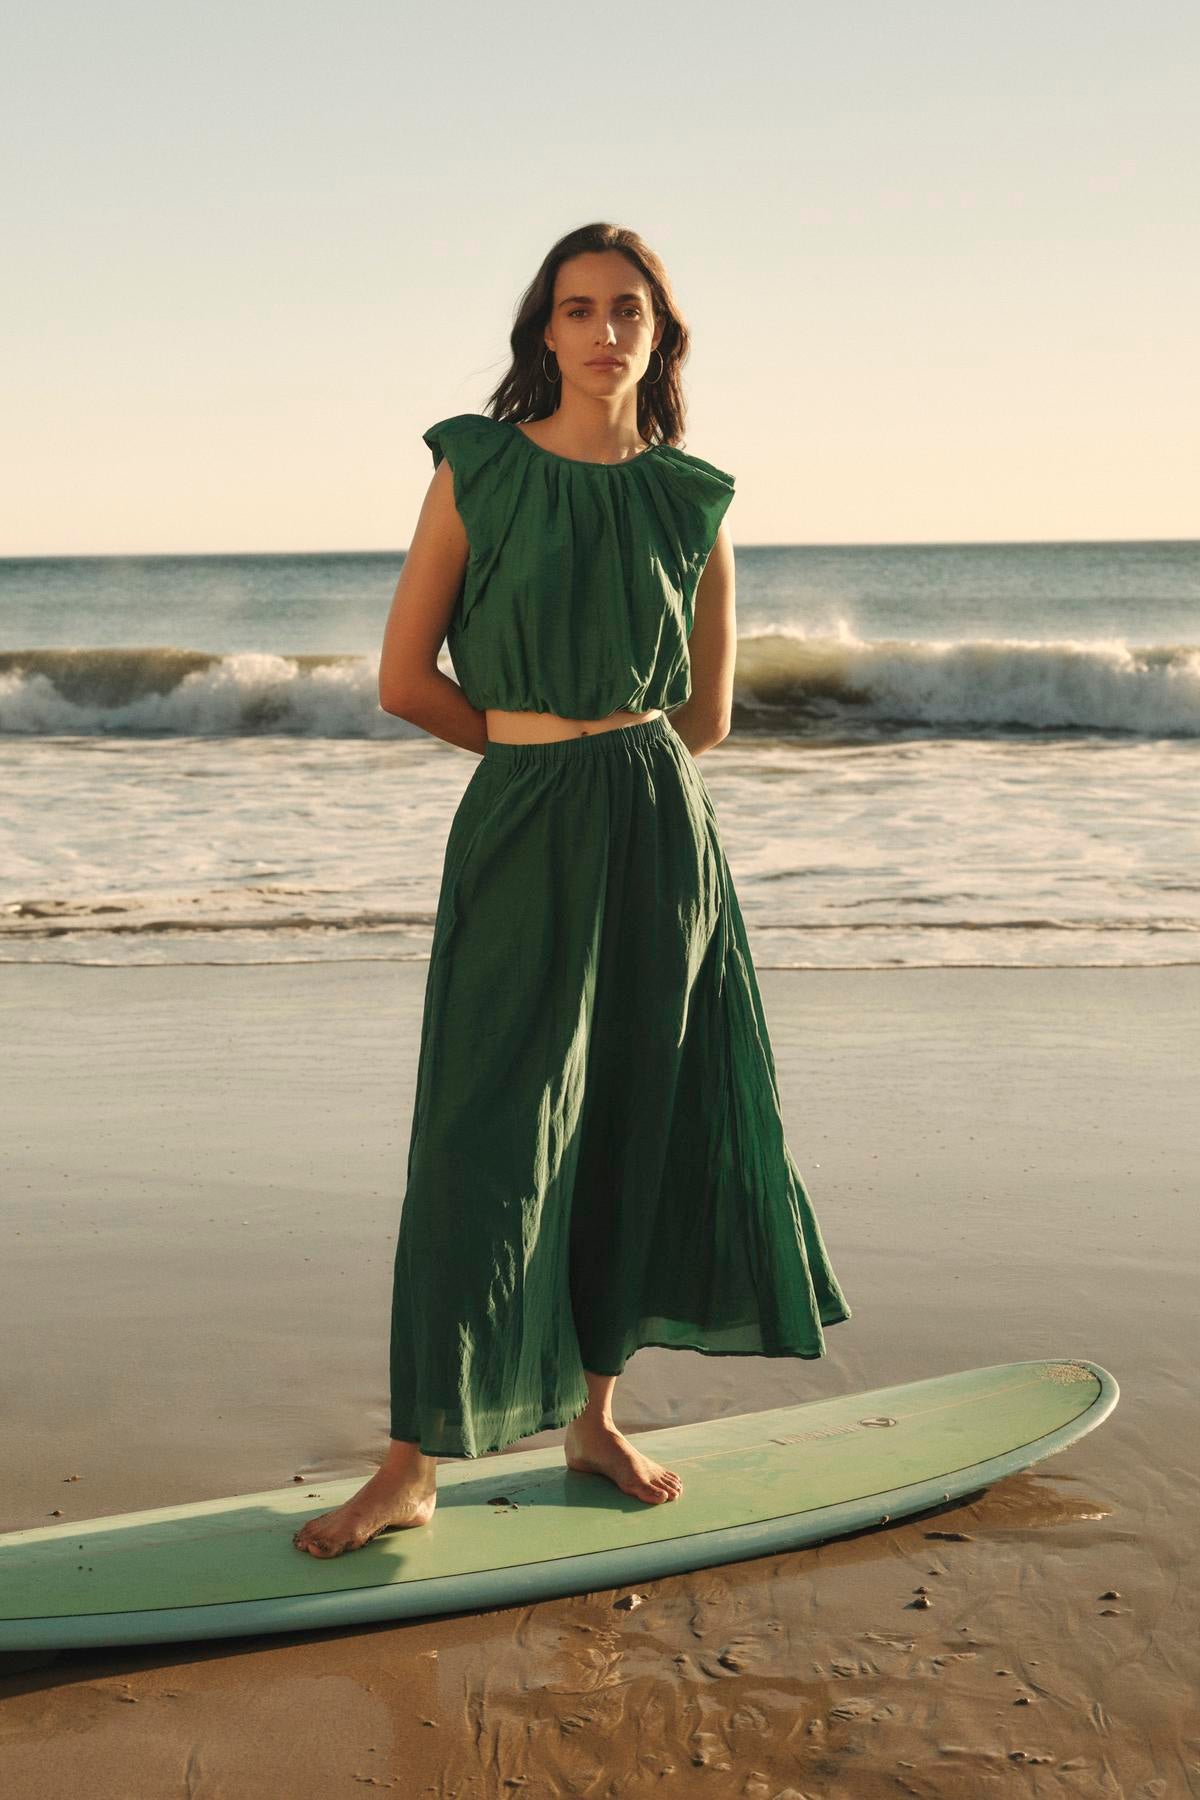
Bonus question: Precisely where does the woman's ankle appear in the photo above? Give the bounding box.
[384,1436,437,1471]
[571,1407,615,1431]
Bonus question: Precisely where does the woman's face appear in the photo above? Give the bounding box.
[545,250,663,400]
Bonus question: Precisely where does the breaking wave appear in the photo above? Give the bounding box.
[2,631,1198,739]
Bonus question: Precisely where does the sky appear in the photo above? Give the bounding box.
[2,0,1197,555]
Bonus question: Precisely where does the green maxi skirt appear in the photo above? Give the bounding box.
[389,712,852,1458]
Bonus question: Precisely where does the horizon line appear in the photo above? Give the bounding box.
[2,533,1198,561]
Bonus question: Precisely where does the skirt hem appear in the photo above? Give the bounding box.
[590,1307,854,1377]
[390,1308,852,1457]
[390,1388,593,1461]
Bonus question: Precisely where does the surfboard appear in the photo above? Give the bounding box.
[0,1358,1117,1651]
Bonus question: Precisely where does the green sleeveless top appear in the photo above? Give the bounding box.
[422,413,735,717]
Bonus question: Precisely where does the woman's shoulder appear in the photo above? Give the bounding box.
[422,412,509,460]
[644,442,736,567]
[653,441,735,491]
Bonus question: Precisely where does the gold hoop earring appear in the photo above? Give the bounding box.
[643,347,664,385]
[541,349,560,383]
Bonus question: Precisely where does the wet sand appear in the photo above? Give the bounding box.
[1,961,1196,1797]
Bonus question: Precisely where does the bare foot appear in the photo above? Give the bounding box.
[563,1415,683,1504]
[292,1446,438,1557]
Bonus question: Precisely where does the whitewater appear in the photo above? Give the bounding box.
[2,538,1197,968]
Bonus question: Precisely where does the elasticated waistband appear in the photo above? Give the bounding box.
[482,710,672,769]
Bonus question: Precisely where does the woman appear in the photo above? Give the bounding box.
[294,222,852,1558]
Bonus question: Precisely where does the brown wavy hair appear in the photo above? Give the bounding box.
[483,223,690,447]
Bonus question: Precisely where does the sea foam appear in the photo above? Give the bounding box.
[1,632,1198,738]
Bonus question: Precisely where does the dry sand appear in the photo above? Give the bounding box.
[0,961,1196,1798]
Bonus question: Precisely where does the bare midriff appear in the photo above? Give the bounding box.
[484,706,662,745]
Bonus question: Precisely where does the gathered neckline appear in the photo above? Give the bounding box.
[504,419,661,471]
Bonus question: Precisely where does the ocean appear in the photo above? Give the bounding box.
[2,540,1197,969]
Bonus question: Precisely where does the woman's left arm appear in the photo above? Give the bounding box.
[669,521,736,756]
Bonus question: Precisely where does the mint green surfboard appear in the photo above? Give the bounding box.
[0,1360,1117,1651]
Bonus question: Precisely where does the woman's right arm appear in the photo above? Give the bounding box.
[377,460,488,756]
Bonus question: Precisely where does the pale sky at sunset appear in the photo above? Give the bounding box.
[2,1,1196,555]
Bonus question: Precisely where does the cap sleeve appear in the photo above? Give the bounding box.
[421,414,510,560]
[689,456,735,575]
[653,446,735,579]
